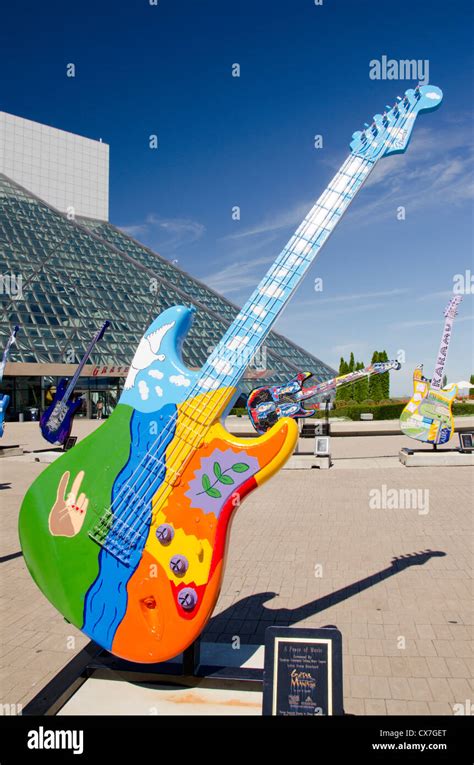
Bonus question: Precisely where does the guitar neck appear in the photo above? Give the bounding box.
[430,314,455,391]
[61,324,109,402]
[0,326,19,385]
[202,153,376,387]
[303,361,398,398]
[190,84,443,401]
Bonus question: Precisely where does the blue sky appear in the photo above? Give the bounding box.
[1,0,472,394]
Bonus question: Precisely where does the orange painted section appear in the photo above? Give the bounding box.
[111,414,298,663]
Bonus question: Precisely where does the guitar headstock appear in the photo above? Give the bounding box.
[372,360,401,373]
[97,321,110,342]
[444,295,463,320]
[350,84,443,161]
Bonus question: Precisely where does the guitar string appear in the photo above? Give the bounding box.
[106,150,379,521]
[101,101,416,551]
[93,96,419,548]
[99,98,417,549]
[114,95,417,528]
[99,153,377,544]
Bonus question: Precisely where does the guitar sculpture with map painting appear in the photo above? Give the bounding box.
[400,296,463,445]
[19,85,443,663]
[247,360,401,433]
[0,325,20,438]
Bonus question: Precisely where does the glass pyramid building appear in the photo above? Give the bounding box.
[0,172,336,407]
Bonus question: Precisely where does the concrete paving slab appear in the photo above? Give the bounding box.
[1,421,472,715]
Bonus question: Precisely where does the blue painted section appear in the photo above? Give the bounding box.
[82,404,176,648]
[119,306,200,414]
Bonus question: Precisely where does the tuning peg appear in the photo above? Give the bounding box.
[364,122,369,128]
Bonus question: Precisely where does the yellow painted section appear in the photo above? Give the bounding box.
[144,387,238,587]
[146,509,214,586]
[428,421,439,442]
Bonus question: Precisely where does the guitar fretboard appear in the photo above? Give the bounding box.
[199,153,375,391]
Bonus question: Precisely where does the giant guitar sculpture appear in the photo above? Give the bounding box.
[19,85,443,663]
[247,360,401,433]
[0,325,20,438]
[40,321,110,446]
[400,296,462,445]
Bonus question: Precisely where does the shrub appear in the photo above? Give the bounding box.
[453,403,474,416]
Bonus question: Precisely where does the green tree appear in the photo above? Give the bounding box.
[353,361,368,402]
[379,350,390,400]
[368,351,380,401]
[346,352,356,399]
[336,357,350,401]
[470,374,474,397]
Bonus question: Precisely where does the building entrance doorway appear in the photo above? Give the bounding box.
[89,389,119,419]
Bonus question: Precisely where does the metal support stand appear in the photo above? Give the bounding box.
[23,637,263,716]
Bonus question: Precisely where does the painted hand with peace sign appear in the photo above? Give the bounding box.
[48,471,89,538]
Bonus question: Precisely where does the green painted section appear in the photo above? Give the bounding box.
[18,404,133,628]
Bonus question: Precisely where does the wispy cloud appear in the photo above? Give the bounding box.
[416,290,458,302]
[120,214,205,251]
[348,121,474,225]
[220,201,313,242]
[332,341,370,357]
[204,254,273,294]
[312,287,410,305]
[216,119,473,248]
[391,313,474,330]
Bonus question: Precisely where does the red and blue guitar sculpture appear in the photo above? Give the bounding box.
[0,325,20,438]
[248,360,401,433]
[40,321,110,446]
[19,85,442,663]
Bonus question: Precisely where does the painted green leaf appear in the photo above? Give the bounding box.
[219,474,234,485]
[232,462,249,473]
[213,462,222,479]
[202,474,211,491]
[207,487,222,499]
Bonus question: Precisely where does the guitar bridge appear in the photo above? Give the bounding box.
[89,511,143,566]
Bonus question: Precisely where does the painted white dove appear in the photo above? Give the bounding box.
[124,321,175,390]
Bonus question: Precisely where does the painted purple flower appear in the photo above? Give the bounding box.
[185,448,259,516]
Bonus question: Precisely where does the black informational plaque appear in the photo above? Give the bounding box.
[263,627,343,716]
[64,436,78,451]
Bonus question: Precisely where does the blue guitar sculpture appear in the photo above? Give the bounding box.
[0,325,20,437]
[40,321,110,445]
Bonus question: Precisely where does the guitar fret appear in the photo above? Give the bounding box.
[198,93,428,392]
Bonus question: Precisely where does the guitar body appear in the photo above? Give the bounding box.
[19,306,298,662]
[0,393,10,438]
[40,378,83,445]
[400,367,457,445]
